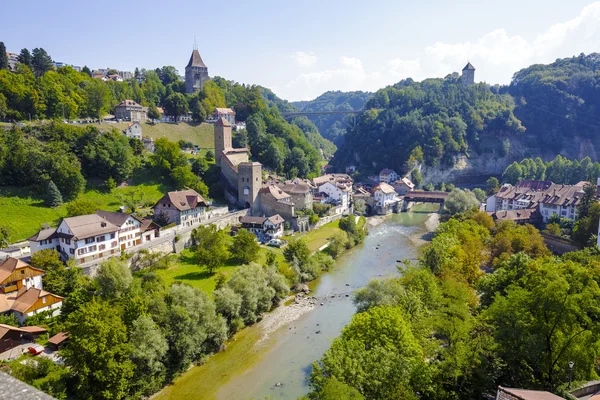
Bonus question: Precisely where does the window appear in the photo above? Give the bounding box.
[85,237,95,244]
[97,235,105,242]
[42,297,46,304]
[21,270,24,275]
[65,239,71,245]
[70,249,75,254]
[111,233,116,239]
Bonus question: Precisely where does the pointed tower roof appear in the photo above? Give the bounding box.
[187,49,207,68]
[462,62,475,71]
[215,117,231,127]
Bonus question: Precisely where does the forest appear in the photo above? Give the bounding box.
[304,211,600,400]
[331,53,600,178]
[0,44,334,178]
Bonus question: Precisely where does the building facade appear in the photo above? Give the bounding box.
[152,189,209,227]
[125,122,142,140]
[214,108,236,124]
[115,100,148,122]
[379,168,400,184]
[185,49,209,94]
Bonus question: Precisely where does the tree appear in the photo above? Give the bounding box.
[283,239,311,265]
[354,199,366,215]
[191,156,209,177]
[31,47,53,77]
[30,249,77,296]
[129,316,168,396]
[310,306,423,399]
[65,198,99,217]
[171,165,199,190]
[152,137,187,172]
[328,231,349,259]
[192,225,228,273]
[163,92,189,120]
[95,258,133,299]
[0,225,13,248]
[205,150,214,162]
[17,48,32,67]
[445,188,479,215]
[0,42,7,70]
[230,229,260,264]
[577,183,597,220]
[81,65,91,77]
[502,162,523,184]
[46,180,63,207]
[411,169,423,187]
[472,187,486,202]
[486,177,499,194]
[63,299,134,400]
[85,79,110,122]
[148,103,161,120]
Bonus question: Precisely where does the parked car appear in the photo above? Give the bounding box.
[28,344,45,356]
[267,239,284,247]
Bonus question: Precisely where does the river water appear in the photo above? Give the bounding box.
[156,206,438,400]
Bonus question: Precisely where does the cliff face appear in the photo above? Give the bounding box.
[420,136,595,185]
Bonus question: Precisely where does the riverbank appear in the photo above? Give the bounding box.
[154,206,439,400]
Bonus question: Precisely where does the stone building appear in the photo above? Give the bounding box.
[114,100,148,122]
[185,48,209,94]
[462,62,475,86]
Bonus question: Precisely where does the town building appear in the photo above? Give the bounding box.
[487,209,542,225]
[119,70,133,80]
[124,122,142,140]
[185,48,209,94]
[239,214,284,241]
[0,258,64,324]
[373,183,398,209]
[29,214,121,264]
[538,183,586,222]
[214,108,236,125]
[142,137,155,153]
[107,74,123,82]
[152,189,209,227]
[496,386,562,400]
[486,180,552,213]
[379,168,400,184]
[96,210,143,251]
[277,182,313,210]
[114,100,148,122]
[462,62,475,86]
[316,179,352,211]
[393,177,415,195]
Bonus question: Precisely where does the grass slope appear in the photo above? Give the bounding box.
[94,121,215,149]
[0,173,172,242]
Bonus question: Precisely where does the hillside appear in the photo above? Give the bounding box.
[93,121,215,148]
[292,91,372,145]
[332,53,600,183]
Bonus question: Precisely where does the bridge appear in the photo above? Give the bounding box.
[281,110,365,119]
[402,191,448,211]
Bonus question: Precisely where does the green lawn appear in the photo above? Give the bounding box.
[93,121,215,149]
[154,245,289,296]
[0,173,172,243]
[286,220,342,251]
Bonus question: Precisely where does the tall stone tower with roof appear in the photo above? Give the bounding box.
[462,62,475,86]
[214,117,232,167]
[185,48,209,94]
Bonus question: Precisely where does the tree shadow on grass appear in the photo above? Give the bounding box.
[174,271,213,281]
[179,252,198,265]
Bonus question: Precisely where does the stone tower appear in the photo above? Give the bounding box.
[237,162,262,208]
[462,62,475,86]
[214,117,232,167]
[185,48,209,94]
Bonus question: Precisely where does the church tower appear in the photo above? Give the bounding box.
[185,48,209,94]
[462,62,475,86]
[214,117,232,167]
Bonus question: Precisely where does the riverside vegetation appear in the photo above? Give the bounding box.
[0,215,366,399]
[304,211,600,400]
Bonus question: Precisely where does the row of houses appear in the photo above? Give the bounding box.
[0,257,63,325]
[485,179,597,224]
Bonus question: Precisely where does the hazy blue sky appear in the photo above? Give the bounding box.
[2,0,599,100]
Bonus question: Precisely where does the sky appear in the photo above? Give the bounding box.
[1,0,599,101]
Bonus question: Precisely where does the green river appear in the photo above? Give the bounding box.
[155,205,439,400]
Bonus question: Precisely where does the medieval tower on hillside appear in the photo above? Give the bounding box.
[462,62,475,86]
[185,48,209,94]
[214,117,232,167]
[238,162,262,208]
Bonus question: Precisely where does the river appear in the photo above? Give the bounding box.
[155,205,438,400]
